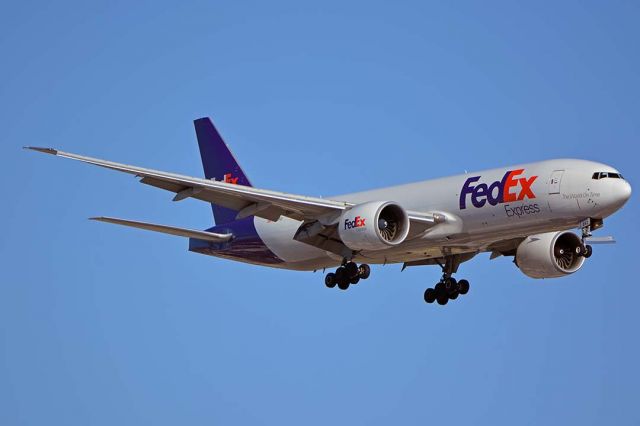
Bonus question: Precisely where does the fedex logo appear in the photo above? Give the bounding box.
[460,169,538,209]
[223,173,239,184]
[344,216,366,230]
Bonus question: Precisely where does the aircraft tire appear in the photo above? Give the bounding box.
[584,245,593,258]
[345,262,359,279]
[436,294,449,305]
[325,273,337,288]
[458,279,470,295]
[335,266,347,282]
[446,278,457,293]
[358,264,371,280]
[424,288,436,303]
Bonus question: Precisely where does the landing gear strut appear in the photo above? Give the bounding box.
[578,218,595,259]
[324,262,371,290]
[424,255,471,305]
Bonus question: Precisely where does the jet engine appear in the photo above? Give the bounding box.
[338,201,410,251]
[515,231,586,278]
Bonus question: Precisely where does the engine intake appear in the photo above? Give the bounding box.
[516,231,585,279]
[338,201,410,251]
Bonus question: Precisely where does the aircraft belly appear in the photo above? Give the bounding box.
[253,216,332,264]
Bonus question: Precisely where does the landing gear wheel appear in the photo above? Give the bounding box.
[445,278,457,294]
[458,279,470,295]
[350,276,360,285]
[424,288,436,303]
[358,264,371,279]
[335,267,349,290]
[345,262,359,279]
[449,291,459,300]
[325,273,336,288]
[583,245,593,258]
[436,293,449,305]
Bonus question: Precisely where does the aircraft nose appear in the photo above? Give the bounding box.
[614,179,632,206]
[622,180,632,201]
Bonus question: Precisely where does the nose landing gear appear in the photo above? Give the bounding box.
[575,244,593,258]
[324,262,371,290]
[577,217,599,259]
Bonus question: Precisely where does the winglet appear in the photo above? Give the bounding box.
[23,146,59,155]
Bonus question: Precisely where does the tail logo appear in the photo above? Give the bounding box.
[223,173,239,184]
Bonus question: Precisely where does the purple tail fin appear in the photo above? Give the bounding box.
[194,117,253,224]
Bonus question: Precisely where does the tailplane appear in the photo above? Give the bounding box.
[91,216,232,242]
[194,117,252,224]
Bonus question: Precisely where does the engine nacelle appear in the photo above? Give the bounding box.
[338,201,410,251]
[516,231,585,279]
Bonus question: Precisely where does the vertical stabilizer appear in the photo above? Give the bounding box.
[193,117,253,224]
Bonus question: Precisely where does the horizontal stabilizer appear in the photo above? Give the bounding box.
[585,236,616,244]
[90,216,233,242]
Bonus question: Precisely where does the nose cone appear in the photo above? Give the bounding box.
[609,179,632,211]
[618,180,632,205]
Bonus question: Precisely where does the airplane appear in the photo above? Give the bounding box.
[25,117,632,306]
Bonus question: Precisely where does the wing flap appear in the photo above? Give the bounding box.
[90,216,233,242]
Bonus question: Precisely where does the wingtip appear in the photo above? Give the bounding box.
[89,216,109,222]
[24,146,58,155]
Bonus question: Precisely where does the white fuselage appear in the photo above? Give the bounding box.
[250,159,631,270]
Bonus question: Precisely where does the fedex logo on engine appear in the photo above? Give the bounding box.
[460,169,538,209]
[344,216,366,230]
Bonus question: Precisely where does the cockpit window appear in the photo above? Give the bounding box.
[592,172,624,180]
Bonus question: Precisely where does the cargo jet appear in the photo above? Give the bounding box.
[25,118,632,305]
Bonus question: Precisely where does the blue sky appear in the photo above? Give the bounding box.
[1,1,639,425]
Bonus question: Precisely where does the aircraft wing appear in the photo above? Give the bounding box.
[25,147,441,229]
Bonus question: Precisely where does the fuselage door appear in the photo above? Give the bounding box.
[549,170,564,194]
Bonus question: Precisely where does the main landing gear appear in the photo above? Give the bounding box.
[325,262,371,291]
[424,255,471,306]
[423,277,470,305]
